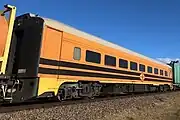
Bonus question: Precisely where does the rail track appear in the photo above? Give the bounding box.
[0,90,179,113]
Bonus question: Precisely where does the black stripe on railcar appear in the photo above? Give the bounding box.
[38,67,171,83]
[39,58,140,76]
[39,58,171,81]
[39,67,139,80]
[144,74,170,80]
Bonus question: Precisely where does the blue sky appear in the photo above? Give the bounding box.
[0,0,180,60]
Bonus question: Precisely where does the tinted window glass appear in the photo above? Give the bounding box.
[105,55,116,66]
[139,64,145,72]
[86,50,101,64]
[73,47,81,60]
[165,71,168,76]
[154,68,158,74]
[119,59,128,69]
[147,66,152,73]
[160,70,163,75]
[130,61,137,71]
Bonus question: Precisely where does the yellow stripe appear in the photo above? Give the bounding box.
[0,5,16,74]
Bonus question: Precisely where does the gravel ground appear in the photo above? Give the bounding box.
[0,92,180,120]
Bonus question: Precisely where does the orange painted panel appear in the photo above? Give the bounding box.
[0,16,8,57]
[61,31,171,78]
[60,40,74,60]
[40,26,62,61]
[39,24,171,83]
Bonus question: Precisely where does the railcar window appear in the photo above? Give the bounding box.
[165,71,168,76]
[105,55,116,66]
[73,47,81,60]
[119,59,128,69]
[86,50,101,64]
[139,64,145,72]
[154,68,158,74]
[130,61,137,71]
[160,70,163,76]
[147,66,152,73]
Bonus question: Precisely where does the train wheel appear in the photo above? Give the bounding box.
[57,89,65,101]
[159,85,164,92]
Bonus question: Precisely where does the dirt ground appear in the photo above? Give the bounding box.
[104,92,180,120]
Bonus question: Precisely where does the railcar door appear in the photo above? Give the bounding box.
[40,26,62,79]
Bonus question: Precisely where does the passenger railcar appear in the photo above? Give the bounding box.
[0,5,173,103]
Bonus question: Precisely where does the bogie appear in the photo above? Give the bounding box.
[56,81,171,101]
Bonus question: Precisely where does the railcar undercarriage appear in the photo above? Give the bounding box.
[0,75,22,103]
[55,81,171,101]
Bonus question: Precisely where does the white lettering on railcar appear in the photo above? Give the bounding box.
[18,69,26,73]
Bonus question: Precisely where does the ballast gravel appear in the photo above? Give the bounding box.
[0,92,180,120]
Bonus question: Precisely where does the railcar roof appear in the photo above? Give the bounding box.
[41,17,170,68]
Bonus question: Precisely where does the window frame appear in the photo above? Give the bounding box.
[160,69,164,76]
[85,50,101,64]
[130,61,138,71]
[154,68,159,74]
[165,71,168,76]
[147,66,152,73]
[139,64,145,72]
[73,47,81,60]
[104,55,116,67]
[119,59,128,69]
